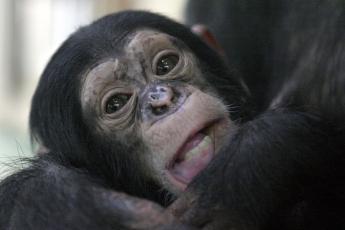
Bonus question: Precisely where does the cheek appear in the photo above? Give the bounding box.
[142,117,188,169]
[140,112,195,190]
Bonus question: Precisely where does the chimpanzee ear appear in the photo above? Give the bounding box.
[191,24,225,56]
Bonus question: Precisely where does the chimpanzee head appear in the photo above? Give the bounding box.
[30,11,248,203]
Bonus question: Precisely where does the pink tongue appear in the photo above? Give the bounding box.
[169,133,214,185]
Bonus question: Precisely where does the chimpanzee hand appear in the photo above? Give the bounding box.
[1,164,198,230]
[170,111,334,230]
[169,176,240,230]
[92,188,198,230]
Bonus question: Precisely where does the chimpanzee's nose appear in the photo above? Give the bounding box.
[148,85,174,115]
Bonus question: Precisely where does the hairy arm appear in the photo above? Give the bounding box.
[171,110,344,229]
[0,161,195,230]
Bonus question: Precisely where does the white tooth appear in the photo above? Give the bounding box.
[184,136,212,161]
[185,148,198,160]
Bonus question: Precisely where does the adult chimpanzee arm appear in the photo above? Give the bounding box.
[0,158,195,230]
[173,1,345,229]
[172,110,345,230]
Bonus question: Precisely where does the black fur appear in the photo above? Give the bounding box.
[28,10,247,200]
[1,0,344,228]
[0,11,246,230]
[179,0,345,229]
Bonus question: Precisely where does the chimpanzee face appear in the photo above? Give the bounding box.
[80,30,233,194]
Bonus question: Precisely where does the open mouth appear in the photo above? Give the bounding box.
[167,121,218,190]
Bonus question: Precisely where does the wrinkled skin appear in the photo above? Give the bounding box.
[0,11,246,230]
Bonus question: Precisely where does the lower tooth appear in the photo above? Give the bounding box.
[185,136,212,161]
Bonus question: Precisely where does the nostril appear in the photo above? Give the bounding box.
[150,93,160,100]
[159,87,167,92]
[147,85,176,115]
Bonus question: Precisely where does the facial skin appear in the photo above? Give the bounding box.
[81,29,234,195]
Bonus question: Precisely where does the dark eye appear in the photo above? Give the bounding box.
[156,54,179,76]
[105,94,131,114]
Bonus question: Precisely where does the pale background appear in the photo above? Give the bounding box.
[0,0,188,177]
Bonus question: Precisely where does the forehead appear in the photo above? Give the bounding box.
[83,29,179,82]
[125,29,178,55]
[129,28,169,40]
[80,29,181,103]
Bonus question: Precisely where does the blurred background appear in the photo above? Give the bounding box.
[0,0,188,177]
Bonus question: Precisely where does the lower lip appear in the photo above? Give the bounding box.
[166,133,215,190]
